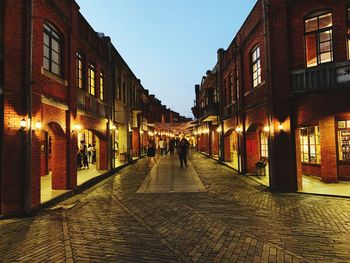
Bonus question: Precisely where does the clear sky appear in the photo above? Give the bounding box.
[76,0,257,118]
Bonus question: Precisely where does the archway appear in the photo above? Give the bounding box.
[224,128,241,172]
[77,128,108,185]
[245,122,269,184]
[40,121,67,203]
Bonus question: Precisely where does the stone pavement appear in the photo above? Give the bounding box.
[1,153,350,262]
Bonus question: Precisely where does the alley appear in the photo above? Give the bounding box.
[1,153,350,263]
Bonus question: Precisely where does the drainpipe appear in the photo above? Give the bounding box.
[262,0,274,188]
[24,0,33,214]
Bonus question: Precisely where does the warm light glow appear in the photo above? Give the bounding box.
[263,125,270,132]
[34,121,42,130]
[235,127,242,133]
[20,118,27,129]
[278,123,284,131]
[110,124,116,130]
[140,130,144,134]
[216,126,222,133]
[74,124,82,131]
[194,131,198,135]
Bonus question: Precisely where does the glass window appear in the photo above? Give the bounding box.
[300,126,321,164]
[305,12,333,67]
[260,131,268,158]
[252,46,261,88]
[76,52,84,89]
[337,120,350,160]
[99,72,104,100]
[88,64,95,96]
[43,23,62,76]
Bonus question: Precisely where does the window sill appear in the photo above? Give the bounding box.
[338,160,350,164]
[244,81,266,96]
[41,67,68,86]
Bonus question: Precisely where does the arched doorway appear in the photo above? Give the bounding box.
[246,122,269,185]
[224,128,242,172]
[41,121,68,203]
[77,129,108,185]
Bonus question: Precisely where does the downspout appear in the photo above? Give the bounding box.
[262,0,274,188]
[24,0,33,214]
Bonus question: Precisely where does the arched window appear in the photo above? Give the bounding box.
[305,11,333,67]
[99,71,104,101]
[88,63,96,96]
[43,23,62,76]
[76,51,84,89]
[251,45,261,88]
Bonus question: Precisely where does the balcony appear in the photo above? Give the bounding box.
[78,89,107,118]
[291,61,350,93]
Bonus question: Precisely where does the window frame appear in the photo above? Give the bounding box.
[87,63,96,96]
[304,11,333,67]
[43,22,63,77]
[76,51,84,89]
[259,131,269,158]
[99,71,104,101]
[300,126,321,164]
[251,45,261,88]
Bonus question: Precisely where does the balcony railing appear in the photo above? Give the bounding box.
[78,88,107,118]
[291,61,350,93]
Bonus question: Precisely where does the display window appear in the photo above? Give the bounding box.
[300,126,321,164]
[338,120,350,161]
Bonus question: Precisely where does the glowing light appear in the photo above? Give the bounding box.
[20,118,27,129]
[34,121,42,130]
[235,127,242,133]
[263,125,270,132]
[74,124,82,132]
[278,123,284,131]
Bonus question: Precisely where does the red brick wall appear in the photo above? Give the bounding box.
[302,164,321,177]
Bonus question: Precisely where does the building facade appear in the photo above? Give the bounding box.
[193,0,350,192]
[0,0,187,217]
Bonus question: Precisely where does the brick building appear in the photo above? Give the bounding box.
[193,0,350,192]
[0,0,186,217]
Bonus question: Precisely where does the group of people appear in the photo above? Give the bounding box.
[77,141,96,169]
[147,137,190,168]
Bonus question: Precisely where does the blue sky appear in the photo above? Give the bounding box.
[76,0,257,118]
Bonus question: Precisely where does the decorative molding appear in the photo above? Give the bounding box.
[41,95,69,111]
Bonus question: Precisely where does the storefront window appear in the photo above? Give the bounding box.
[260,131,268,158]
[300,126,321,164]
[337,120,350,160]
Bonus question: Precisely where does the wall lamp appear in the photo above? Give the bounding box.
[216,126,222,133]
[34,121,42,130]
[263,125,270,132]
[110,124,117,130]
[20,118,27,130]
[72,124,82,133]
[235,127,242,133]
[278,123,284,131]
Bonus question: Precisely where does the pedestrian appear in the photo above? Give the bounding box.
[82,142,89,169]
[147,140,157,166]
[77,146,82,169]
[159,138,165,156]
[87,144,93,163]
[166,138,175,155]
[92,143,96,163]
[177,137,190,168]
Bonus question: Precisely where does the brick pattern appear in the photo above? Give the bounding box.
[1,154,350,262]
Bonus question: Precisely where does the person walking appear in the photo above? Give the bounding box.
[82,143,89,169]
[177,137,190,168]
[159,138,165,156]
[147,140,157,166]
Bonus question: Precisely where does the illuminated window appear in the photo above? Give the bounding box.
[337,120,350,160]
[88,64,95,96]
[251,46,261,88]
[76,52,84,89]
[305,12,333,67]
[300,126,321,164]
[43,23,62,76]
[99,72,104,100]
[347,8,350,60]
[260,131,268,158]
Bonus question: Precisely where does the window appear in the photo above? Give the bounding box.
[337,120,350,160]
[236,67,240,100]
[99,72,104,100]
[347,8,350,60]
[88,64,95,96]
[43,23,62,76]
[305,12,333,67]
[260,131,268,158]
[76,52,84,89]
[251,46,261,88]
[300,126,321,164]
[213,87,219,103]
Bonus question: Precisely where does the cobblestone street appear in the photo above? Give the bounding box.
[1,153,350,262]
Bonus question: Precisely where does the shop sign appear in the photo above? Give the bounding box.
[336,66,350,83]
